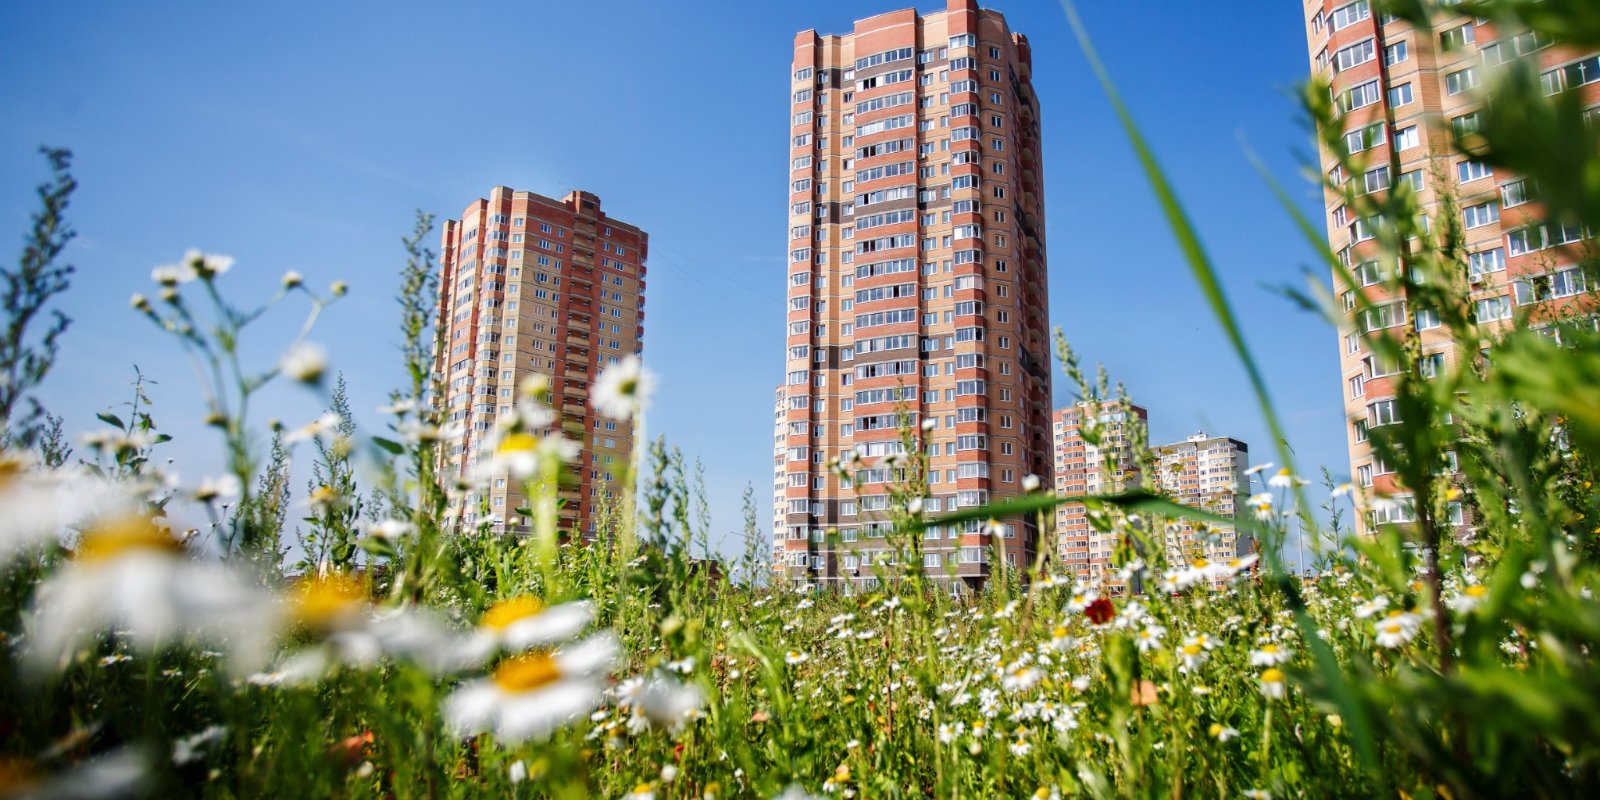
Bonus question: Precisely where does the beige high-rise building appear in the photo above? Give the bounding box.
[434,187,647,538]
[775,0,1053,594]
[1052,401,1146,587]
[1301,1,1598,535]
[1151,432,1252,566]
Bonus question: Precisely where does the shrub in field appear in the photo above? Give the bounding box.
[2,1,1600,797]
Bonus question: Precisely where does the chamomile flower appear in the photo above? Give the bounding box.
[1445,584,1488,614]
[443,633,619,744]
[1374,610,1421,649]
[480,430,580,481]
[452,596,595,667]
[1258,668,1288,700]
[279,342,328,385]
[591,356,657,421]
[1209,723,1240,742]
[1268,468,1307,488]
[24,516,278,676]
[616,674,706,734]
[1353,595,1390,619]
[1249,643,1292,666]
[1133,624,1166,653]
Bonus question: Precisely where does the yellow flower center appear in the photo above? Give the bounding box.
[482,596,545,630]
[293,574,367,626]
[492,652,564,693]
[1262,644,1279,653]
[1193,558,1210,569]
[0,455,26,487]
[76,516,184,562]
[1182,644,1202,656]
[1382,623,1403,635]
[1261,668,1285,683]
[1051,626,1068,639]
[1465,585,1487,598]
[497,432,538,454]
[1208,723,1224,737]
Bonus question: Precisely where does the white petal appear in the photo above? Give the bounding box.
[502,601,593,650]
[443,681,502,736]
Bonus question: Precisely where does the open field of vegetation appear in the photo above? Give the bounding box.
[4,1,1600,797]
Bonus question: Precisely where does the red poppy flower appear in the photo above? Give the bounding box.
[1085,597,1115,625]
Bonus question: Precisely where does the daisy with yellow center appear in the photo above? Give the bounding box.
[1447,584,1489,614]
[1178,641,1208,670]
[25,515,277,677]
[1259,668,1288,700]
[292,573,368,630]
[1249,643,1292,666]
[453,596,594,669]
[443,633,619,744]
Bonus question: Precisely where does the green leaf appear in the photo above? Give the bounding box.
[372,436,406,456]
[96,412,124,429]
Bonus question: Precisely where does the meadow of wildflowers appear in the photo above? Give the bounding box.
[4,1,1600,797]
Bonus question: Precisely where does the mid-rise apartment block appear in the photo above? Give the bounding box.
[1302,1,1598,535]
[1052,401,1146,586]
[1052,404,1251,588]
[776,0,1053,594]
[1151,432,1252,566]
[434,187,648,537]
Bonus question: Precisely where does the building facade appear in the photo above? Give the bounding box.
[775,0,1053,593]
[434,187,648,537]
[1151,432,1252,567]
[1052,401,1146,587]
[1301,1,1598,534]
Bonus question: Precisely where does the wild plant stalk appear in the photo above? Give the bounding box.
[1,147,76,452]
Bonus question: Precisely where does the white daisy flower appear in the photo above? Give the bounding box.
[452,597,594,668]
[279,342,328,385]
[283,412,341,444]
[1258,668,1287,700]
[443,633,619,744]
[24,516,279,677]
[617,674,706,734]
[590,355,657,421]
[1445,584,1488,614]
[1249,643,1292,666]
[1133,624,1166,653]
[1267,468,1306,488]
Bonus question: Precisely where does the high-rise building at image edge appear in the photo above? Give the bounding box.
[432,187,648,538]
[775,0,1053,594]
[1301,1,1598,536]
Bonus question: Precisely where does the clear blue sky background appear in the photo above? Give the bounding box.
[0,1,1347,564]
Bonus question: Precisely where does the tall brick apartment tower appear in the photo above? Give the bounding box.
[434,187,648,537]
[1301,2,1598,535]
[776,0,1052,594]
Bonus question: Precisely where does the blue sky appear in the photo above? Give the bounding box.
[0,1,1347,564]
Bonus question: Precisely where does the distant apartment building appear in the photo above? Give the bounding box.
[1052,404,1251,586]
[775,0,1053,594]
[433,187,648,537]
[1151,432,1252,566]
[1301,1,1598,534]
[772,384,788,542]
[1052,401,1146,587]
